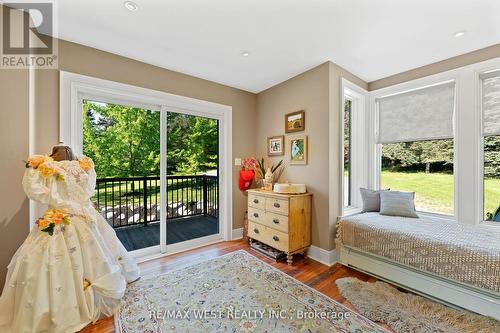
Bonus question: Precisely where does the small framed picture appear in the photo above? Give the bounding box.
[285,110,305,133]
[289,135,307,165]
[268,135,284,156]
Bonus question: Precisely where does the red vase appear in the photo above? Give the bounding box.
[238,170,255,191]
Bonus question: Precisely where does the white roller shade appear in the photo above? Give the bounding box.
[481,70,500,136]
[377,81,455,143]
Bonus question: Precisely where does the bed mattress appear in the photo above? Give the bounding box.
[336,213,500,293]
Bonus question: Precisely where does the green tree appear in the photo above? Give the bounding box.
[382,139,454,173]
[83,101,219,177]
[485,135,500,178]
[83,101,160,177]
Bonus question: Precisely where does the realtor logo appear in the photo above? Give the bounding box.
[1,1,58,68]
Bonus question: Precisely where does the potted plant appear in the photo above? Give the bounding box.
[255,158,285,191]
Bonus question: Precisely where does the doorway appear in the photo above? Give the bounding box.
[60,71,232,260]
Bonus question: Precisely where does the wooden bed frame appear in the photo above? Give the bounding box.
[337,243,500,320]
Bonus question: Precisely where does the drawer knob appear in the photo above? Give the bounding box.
[272,218,279,224]
[254,228,259,234]
[274,202,281,208]
[273,235,279,241]
[253,199,259,204]
[253,213,259,218]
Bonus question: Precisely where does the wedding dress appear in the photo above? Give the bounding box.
[0,155,140,333]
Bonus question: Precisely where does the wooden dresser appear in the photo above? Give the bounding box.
[247,189,312,265]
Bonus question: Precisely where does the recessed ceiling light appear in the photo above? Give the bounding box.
[241,51,250,57]
[124,1,139,11]
[454,31,466,38]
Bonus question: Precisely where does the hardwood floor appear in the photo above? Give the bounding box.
[80,239,389,333]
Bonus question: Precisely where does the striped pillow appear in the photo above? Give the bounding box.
[379,191,419,218]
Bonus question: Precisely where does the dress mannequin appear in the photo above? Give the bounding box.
[0,147,140,333]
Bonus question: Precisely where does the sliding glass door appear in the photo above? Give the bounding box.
[83,100,222,257]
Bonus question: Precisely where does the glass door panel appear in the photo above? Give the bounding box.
[83,99,161,252]
[165,111,219,245]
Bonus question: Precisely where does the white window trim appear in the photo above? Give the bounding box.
[59,71,234,257]
[476,64,500,227]
[339,78,369,215]
[369,56,500,227]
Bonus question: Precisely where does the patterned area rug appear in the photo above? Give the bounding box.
[336,277,500,333]
[118,250,388,332]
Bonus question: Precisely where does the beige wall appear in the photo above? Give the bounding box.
[256,62,367,251]
[369,44,500,91]
[0,70,30,288]
[0,8,31,288]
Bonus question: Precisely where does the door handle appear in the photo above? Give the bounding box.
[274,202,280,208]
[273,235,279,241]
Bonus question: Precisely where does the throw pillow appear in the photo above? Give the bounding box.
[379,191,419,218]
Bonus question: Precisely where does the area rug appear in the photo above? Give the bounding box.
[117,250,388,332]
[335,277,500,333]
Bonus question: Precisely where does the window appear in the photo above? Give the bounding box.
[343,99,352,207]
[377,81,455,216]
[481,71,500,223]
[381,139,454,215]
[341,81,368,213]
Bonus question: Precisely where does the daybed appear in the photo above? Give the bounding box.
[336,212,500,320]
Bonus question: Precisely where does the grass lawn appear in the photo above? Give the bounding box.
[381,171,500,218]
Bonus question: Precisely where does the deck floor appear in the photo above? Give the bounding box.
[115,215,218,251]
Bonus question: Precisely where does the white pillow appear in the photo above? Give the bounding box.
[360,188,388,212]
[379,191,418,218]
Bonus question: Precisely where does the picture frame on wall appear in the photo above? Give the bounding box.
[268,135,284,156]
[289,135,307,165]
[285,110,305,133]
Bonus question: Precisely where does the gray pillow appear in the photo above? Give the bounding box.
[379,191,419,218]
[360,188,388,212]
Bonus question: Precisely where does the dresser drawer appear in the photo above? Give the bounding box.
[248,207,265,224]
[248,193,266,210]
[263,211,288,233]
[248,221,289,252]
[265,197,289,215]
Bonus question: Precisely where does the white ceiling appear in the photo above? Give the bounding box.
[49,0,500,92]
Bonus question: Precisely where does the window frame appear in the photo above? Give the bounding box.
[369,56,500,228]
[478,69,500,227]
[59,71,235,257]
[339,79,368,216]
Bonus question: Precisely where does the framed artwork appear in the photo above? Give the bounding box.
[285,110,305,133]
[268,135,284,156]
[289,135,307,165]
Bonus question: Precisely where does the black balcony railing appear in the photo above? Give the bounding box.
[93,175,218,229]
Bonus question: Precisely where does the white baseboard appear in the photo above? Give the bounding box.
[232,227,243,240]
[307,245,337,266]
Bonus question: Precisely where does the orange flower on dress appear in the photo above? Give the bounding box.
[79,156,94,171]
[36,219,51,230]
[37,209,71,235]
[27,155,53,169]
[38,162,57,177]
